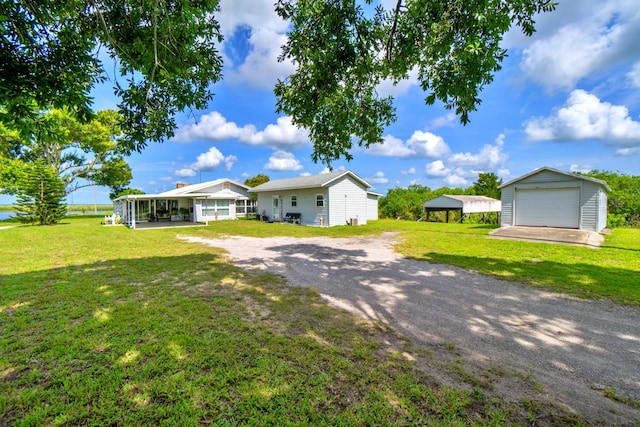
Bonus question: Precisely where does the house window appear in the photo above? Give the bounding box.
[216,200,229,216]
[236,200,246,214]
[291,195,297,207]
[316,194,325,207]
[203,200,230,217]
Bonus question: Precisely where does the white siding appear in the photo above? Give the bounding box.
[327,175,368,226]
[253,172,373,227]
[598,191,608,232]
[257,189,329,226]
[367,194,379,221]
[580,182,599,232]
[500,187,514,226]
[500,168,608,231]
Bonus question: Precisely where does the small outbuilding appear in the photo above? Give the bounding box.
[499,166,610,232]
[423,195,502,223]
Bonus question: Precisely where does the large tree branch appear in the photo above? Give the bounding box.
[385,0,403,62]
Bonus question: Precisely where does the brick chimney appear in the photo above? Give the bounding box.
[176,182,191,189]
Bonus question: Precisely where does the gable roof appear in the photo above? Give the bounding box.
[499,166,611,192]
[159,178,250,196]
[113,178,251,201]
[249,171,371,192]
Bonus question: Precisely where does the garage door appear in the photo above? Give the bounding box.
[515,188,579,228]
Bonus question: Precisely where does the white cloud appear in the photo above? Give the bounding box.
[569,164,593,174]
[243,116,310,150]
[367,131,450,158]
[520,24,611,91]
[175,168,197,178]
[407,131,451,158]
[173,111,310,151]
[511,1,640,91]
[524,90,640,154]
[448,134,508,169]
[402,167,416,175]
[428,113,457,130]
[367,135,414,157]
[367,171,389,184]
[422,135,509,187]
[627,62,640,88]
[265,151,304,171]
[425,160,450,177]
[227,29,294,89]
[225,155,238,171]
[617,146,640,155]
[193,147,226,171]
[173,111,252,142]
[218,0,294,89]
[444,174,468,187]
[174,147,237,178]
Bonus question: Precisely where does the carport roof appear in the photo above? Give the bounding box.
[499,166,611,191]
[423,195,501,213]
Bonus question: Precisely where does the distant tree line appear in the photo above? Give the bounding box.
[584,171,640,228]
[380,171,640,228]
[379,173,501,222]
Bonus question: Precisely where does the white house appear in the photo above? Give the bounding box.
[113,178,254,228]
[499,167,610,232]
[249,171,379,226]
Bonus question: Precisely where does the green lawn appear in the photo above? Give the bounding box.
[3,217,636,425]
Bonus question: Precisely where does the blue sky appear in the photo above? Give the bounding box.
[5,0,640,205]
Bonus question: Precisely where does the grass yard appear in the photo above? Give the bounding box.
[0,217,592,425]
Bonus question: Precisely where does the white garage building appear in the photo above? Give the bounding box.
[500,167,610,232]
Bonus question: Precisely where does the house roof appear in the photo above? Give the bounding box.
[423,195,502,213]
[113,178,250,201]
[159,178,250,196]
[249,171,371,192]
[499,166,611,192]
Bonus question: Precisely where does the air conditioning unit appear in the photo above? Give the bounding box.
[350,217,358,226]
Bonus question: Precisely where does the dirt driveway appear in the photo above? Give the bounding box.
[181,233,640,424]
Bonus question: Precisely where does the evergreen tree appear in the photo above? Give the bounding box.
[14,161,67,225]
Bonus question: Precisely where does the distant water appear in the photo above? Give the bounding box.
[0,210,111,221]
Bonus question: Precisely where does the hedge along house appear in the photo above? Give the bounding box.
[113,178,254,229]
[249,170,379,226]
[423,195,502,223]
[499,166,610,232]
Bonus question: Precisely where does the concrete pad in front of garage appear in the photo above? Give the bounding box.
[488,226,605,247]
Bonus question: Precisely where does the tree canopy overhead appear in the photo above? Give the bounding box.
[275,0,556,165]
[2,0,556,166]
[0,0,223,153]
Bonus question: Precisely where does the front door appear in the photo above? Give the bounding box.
[272,196,281,221]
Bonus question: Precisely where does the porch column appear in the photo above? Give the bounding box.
[131,200,136,229]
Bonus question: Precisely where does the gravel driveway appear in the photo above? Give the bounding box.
[181,233,640,424]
